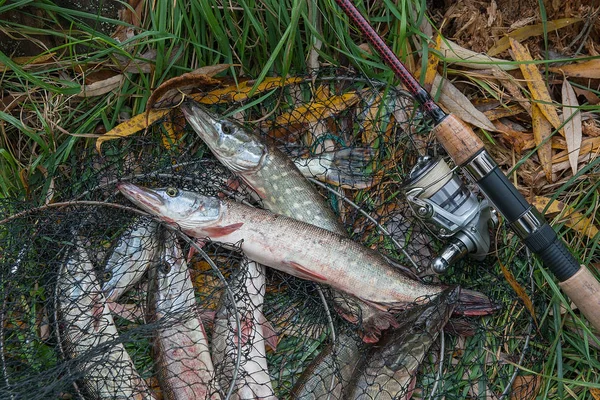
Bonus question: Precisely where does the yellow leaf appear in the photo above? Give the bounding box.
[499,260,537,326]
[424,35,441,93]
[273,92,360,126]
[533,196,599,240]
[561,79,582,175]
[160,120,179,150]
[96,109,171,153]
[591,388,600,400]
[195,76,302,104]
[549,58,600,79]
[510,38,564,137]
[488,18,582,56]
[531,104,554,182]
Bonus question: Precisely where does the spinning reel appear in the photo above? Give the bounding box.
[403,156,497,273]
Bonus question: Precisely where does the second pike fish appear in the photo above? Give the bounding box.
[56,238,155,399]
[346,287,459,400]
[147,230,222,400]
[117,183,492,315]
[102,218,160,302]
[212,260,277,400]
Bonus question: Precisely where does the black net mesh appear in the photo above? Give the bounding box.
[0,71,549,399]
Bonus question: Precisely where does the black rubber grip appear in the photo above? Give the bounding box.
[467,154,580,281]
[522,224,580,281]
[477,166,530,223]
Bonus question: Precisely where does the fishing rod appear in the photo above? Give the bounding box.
[333,0,600,331]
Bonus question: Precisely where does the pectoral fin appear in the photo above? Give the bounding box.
[204,223,243,237]
[283,260,328,282]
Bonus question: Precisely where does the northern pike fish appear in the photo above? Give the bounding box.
[102,219,160,302]
[289,333,362,400]
[56,238,155,399]
[346,287,459,400]
[180,101,395,341]
[147,230,221,400]
[212,260,277,400]
[117,183,491,315]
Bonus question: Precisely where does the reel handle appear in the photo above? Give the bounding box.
[435,115,600,332]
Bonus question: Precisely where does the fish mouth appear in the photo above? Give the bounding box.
[117,182,165,215]
[180,101,219,143]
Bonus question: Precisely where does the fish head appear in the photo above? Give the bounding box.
[154,231,195,315]
[117,183,223,233]
[181,101,266,173]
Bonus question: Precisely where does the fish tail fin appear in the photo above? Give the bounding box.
[321,147,375,189]
[455,287,501,316]
[359,310,399,343]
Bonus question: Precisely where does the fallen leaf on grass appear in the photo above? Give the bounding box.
[96,109,171,153]
[198,76,303,104]
[498,260,537,326]
[533,196,599,240]
[561,79,582,175]
[510,374,541,400]
[423,35,442,92]
[509,38,564,137]
[431,73,497,131]
[273,92,360,126]
[531,104,554,182]
[488,18,582,56]
[78,74,125,98]
[548,58,600,79]
[0,52,55,72]
[146,72,221,113]
[591,388,600,400]
[439,38,518,70]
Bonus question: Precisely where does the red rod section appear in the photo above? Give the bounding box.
[333,0,447,124]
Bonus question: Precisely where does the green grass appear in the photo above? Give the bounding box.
[1,0,599,398]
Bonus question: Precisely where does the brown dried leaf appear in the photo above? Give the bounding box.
[561,79,582,175]
[0,52,55,72]
[431,73,497,131]
[531,104,554,182]
[484,104,523,121]
[147,72,221,112]
[510,375,541,400]
[549,58,600,79]
[439,38,518,70]
[533,196,599,240]
[491,68,532,115]
[510,38,564,136]
[96,109,171,153]
[488,18,582,56]
[192,64,234,77]
[499,261,537,326]
[591,388,600,400]
[78,74,125,98]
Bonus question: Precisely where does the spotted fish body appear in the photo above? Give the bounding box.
[212,260,277,400]
[147,230,221,400]
[289,333,362,400]
[102,219,160,302]
[118,184,447,311]
[180,102,393,340]
[346,287,459,400]
[57,239,155,400]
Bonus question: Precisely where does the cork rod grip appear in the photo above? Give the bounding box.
[559,266,600,332]
[432,115,485,166]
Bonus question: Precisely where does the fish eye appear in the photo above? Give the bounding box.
[166,187,178,197]
[159,262,171,274]
[222,124,232,135]
[103,271,112,281]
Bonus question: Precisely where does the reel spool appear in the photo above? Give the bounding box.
[403,156,496,273]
